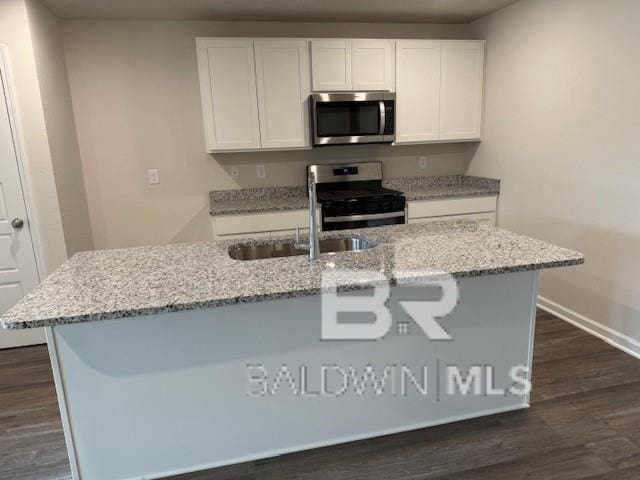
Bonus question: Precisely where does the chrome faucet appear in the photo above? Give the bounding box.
[294,167,321,261]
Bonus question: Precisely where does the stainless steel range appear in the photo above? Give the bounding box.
[309,162,406,231]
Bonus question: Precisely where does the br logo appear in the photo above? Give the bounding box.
[320,270,459,341]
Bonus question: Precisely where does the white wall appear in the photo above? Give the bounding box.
[0,0,68,274]
[26,0,94,255]
[60,20,476,249]
[469,0,640,349]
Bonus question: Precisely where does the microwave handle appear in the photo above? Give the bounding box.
[378,100,386,135]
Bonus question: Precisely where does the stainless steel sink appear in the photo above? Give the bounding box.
[228,237,376,261]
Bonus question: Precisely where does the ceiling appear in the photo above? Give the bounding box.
[40,0,519,23]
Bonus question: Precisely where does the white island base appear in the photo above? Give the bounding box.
[46,270,539,480]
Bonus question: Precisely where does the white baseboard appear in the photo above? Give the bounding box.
[537,296,640,360]
[0,328,45,349]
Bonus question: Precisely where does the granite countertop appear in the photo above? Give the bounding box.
[210,185,307,215]
[209,175,499,216]
[0,221,583,330]
[383,175,499,201]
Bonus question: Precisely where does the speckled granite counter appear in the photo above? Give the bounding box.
[383,175,499,201]
[210,186,308,215]
[209,175,499,216]
[1,221,582,330]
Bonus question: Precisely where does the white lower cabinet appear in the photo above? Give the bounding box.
[212,210,309,240]
[408,196,497,219]
[409,212,496,225]
[270,228,309,238]
[407,196,497,225]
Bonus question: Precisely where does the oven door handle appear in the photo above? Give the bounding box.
[324,211,405,223]
[379,100,386,135]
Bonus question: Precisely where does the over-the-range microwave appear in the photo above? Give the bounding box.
[310,92,395,146]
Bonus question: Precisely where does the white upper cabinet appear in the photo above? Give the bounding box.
[439,41,485,141]
[197,38,311,152]
[196,38,261,152]
[311,39,352,91]
[395,39,485,144]
[254,39,311,149]
[311,39,395,91]
[352,40,395,91]
[196,37,484,151]
[395,40,442,143]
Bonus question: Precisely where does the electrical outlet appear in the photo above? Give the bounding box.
[256,164,266,179]
[229,166,239,180]
[419,156,428,170]
[147,169,160,185]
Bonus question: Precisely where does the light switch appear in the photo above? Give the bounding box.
[147,169,160,185]
[256,165,266,179]
[229,166,239,180]
[419,157,428,170]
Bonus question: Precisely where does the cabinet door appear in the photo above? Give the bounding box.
[439,41,485,141]
[212,210,309,238]
[196,38,261,151]
[407,196,497,219]
[352,40,395,91]
[409,212,496,225]
[254,40,311,149]
[395,40,442,143]
[311,39,352,91]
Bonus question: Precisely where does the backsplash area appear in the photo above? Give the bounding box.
[215,142,478,190]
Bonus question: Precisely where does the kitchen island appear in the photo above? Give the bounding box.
[1,221,583,480]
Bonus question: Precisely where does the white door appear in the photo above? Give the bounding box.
[254,39,311,149]
[439,40,485,141]
[395,40,442,143]
[0,49,42,349]
[310,39,352,91]
[352,39,395,91]
[196,38,261,152]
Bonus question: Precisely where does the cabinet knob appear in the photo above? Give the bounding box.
[11,218,24,229]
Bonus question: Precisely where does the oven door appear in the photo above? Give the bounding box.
[321,196,406,231]
[311,92,395,146]
[323,211,406,231]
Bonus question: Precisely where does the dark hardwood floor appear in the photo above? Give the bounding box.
[2,310,639,480]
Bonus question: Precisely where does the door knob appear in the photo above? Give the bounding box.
[11,218,24,229]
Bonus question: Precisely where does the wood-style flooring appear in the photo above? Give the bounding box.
[1,310,639,480]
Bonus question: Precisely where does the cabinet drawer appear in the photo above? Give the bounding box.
[213,210,308,237]
[408,196,497,219]
[409,212,496,225]
[270,228,309,237]
[214,232,270,240]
